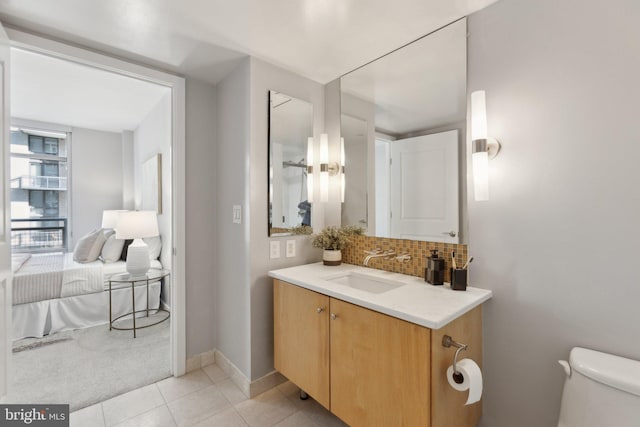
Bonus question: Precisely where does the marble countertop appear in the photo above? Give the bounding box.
[268,262,492,330]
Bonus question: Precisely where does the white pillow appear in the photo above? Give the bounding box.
[74,229,107,263]
[101,234,126,263]
[144,236,162,260]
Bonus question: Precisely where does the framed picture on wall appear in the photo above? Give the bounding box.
[142,153,162,214]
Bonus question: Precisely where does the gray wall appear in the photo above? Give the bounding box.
[248,57,324,380]
[467,0,640,426]
[185,78,218,357]
[71,126,123,245]
[216,58,252,377]
[121,130,134,210]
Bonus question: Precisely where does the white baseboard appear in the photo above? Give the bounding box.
[185,349,216,373]
[214,350,286,398]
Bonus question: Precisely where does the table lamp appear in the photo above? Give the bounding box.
[101,210,127,229]
[115,210,159,277]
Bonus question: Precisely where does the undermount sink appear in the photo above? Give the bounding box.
[325,271,407,294]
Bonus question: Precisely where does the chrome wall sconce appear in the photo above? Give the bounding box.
[317,133,341,203]
[471,90,501,201]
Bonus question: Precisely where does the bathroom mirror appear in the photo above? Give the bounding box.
[340,18,467,243]
[268,90,314,236]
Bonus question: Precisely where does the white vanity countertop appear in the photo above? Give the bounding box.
[268,262,492,330]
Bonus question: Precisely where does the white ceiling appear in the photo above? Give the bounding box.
[11,48,170,132]
[0,0,498,85]
[341,19,467,136]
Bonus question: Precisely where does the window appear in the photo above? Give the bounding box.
[10,129,69,252]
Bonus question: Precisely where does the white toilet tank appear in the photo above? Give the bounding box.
[557,347,640,427]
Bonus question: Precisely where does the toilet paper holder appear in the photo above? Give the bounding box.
[442,335,468,383]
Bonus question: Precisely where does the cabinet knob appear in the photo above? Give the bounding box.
[331,313,338,320]
[316,307,325,313]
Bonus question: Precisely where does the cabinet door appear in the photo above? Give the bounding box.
[330,298,431,427]
[273,280,330,409]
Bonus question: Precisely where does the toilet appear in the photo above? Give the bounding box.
[557,347,640,427]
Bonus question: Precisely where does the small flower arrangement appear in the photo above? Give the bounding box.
[311,225,365,251]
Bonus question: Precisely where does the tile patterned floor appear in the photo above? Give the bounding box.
[70,364,348,427]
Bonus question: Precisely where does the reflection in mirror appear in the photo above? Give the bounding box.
[340,18,467,243]
[268,90,313,236]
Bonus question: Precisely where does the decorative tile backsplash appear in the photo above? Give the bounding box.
[342,235,468,282]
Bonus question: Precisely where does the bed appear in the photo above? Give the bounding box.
[12,252,163,340]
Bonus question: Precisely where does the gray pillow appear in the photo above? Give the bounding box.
[100,234,126,263]
[73,229,107,263]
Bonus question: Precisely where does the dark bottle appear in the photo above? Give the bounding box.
[425,249,445,285]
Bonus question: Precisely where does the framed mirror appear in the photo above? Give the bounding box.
[340,18,467,243]
[268,90,314,236]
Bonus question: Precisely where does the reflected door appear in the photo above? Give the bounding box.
[390,130,459,243]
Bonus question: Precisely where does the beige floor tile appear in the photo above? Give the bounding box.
[102,384,165,427]
[274,411,315,427]
[217,378,248,405]
[276,381,299,400]
[293,398,348,427]
[168,384,231,426]
[70,403,105,427]
[193,407,248,427]
[157,369,213,403]
[235,387,297,427]
[202,364,228,383]
[113,405,177,427]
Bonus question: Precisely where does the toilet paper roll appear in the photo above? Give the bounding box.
[446,358,483,405]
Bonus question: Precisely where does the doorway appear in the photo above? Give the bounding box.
[1,27,186,409]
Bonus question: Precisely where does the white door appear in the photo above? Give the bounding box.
[390,130,459,242]
[0,21,10,401]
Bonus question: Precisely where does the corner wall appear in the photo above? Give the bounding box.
[216,58,252,378]
[185,78,218,357]
[467,0,640,425]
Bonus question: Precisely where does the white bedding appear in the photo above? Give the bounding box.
[12,253,162,305]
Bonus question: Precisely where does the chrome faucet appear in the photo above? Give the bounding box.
[363,248,396,266]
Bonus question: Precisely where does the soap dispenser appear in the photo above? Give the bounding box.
[425,249,445,285]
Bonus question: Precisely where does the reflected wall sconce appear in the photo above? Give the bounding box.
[340,137,345,203]
[307,137,314,203]
[471,90,501,201]
[318,133,340,203]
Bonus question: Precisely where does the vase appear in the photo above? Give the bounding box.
[323,249,342,266]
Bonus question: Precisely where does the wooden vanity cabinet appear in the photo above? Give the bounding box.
[330,298,431,426]
[273,279,330,408]
[274,279,482,427]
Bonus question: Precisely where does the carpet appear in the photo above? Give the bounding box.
[7,314,171,411]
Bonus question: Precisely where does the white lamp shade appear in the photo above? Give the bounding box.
[340,137,345,203]
[307,137,314,203]
[472,151,489,201]
[101,210,127,229]
[471,90,488,141]
[115,211,159,239]
[320,133,329,202]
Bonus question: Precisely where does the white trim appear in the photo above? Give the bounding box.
[214,350,286,398]
[5,27,187,377]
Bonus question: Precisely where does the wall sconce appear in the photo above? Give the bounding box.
[340,137,345,203]
[307,137,314,203]
[319,133,340,203]
[471,90,501,201]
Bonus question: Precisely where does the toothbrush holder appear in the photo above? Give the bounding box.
[450,268,468,291]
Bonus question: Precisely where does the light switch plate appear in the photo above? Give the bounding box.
[285,240,296,258]
[270,240,281,259]
[233,205,241,224]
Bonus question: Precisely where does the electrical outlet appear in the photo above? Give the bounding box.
[270,240,281,259]
[286,240,296,258]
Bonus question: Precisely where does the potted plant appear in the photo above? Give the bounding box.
[311,225,364,266]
